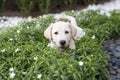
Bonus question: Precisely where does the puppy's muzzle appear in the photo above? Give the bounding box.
[59,40,66,52]
[60,40,66,46]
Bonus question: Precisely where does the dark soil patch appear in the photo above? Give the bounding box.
[0,5,86,17]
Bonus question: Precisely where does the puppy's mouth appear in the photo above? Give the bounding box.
[58,47,66,52]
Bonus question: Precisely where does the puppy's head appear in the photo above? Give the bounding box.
[44,21,77,51]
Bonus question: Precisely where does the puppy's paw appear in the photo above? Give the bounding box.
[69,44,76,50]
[69,40,76,50]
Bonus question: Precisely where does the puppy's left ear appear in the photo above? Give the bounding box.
[44,23,53,41]
[69,24,77,39]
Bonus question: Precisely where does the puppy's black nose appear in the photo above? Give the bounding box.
[60,40,66,46]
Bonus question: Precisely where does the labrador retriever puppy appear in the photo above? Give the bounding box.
[44,15,85,51]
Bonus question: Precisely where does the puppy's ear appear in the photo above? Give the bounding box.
[44,24,53,41]
[69,24,77,39]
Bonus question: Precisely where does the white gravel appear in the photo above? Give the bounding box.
[0,16,32,29]
[83,0,120,16]
[0,0,120,29]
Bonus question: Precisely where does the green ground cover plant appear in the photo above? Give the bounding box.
[0,10,120,80]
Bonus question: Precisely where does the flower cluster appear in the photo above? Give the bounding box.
[9,67,15,78]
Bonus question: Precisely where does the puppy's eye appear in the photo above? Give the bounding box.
[54,32,58,35]
[65,31,69,34]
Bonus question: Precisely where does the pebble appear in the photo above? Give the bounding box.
[103,39,120,80]
[116,46,120,52]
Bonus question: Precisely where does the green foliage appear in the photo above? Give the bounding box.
[16,0,34,16]
[38,0,51,13]
[83,0,110,5]
[1,10,120,79]
[83,0,98,4]
[0,0,109,15]
[0,0,8,13]
[37,0,77,13]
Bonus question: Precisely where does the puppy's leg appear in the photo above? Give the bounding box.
[47,42,55,47]
[69,40,76,49]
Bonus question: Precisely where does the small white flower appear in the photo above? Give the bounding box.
[37,74,42,79]
[9,72,15,78]
[9,38,13,41]
[27,26,30,29]
[72,10,74,13]
[22,72,27,75]
[17,30,20,33]
[91,35,95,39]
[15,48,20,52]
[91,54,93,57]
[70,65,72,67]
[1,49,5,52]
[79,61,84,66]
[9,67,14,72]
[34,57,38,60]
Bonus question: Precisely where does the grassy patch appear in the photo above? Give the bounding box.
[0,10,120,80]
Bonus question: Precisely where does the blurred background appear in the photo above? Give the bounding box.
[0,0,110,17]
